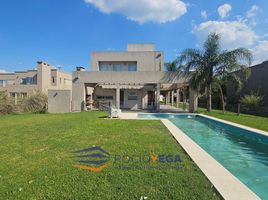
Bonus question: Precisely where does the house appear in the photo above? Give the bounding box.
[72,44,198,112]
[0,61,72,102]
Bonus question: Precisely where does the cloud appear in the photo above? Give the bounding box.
[193,20,257,49]
[247,5,259,18]
[201,11,207,19]
[0,69,9,73]
[250,40,268,64]
[193,18,268,64]
[218,3,232,19]
[84,0,187,24]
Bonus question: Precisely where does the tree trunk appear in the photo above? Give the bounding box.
[219,86,225,114]
[207,84,212,112]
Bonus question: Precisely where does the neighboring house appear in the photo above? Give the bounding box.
[0,61,72,101]
[227,60,268,106]
[72,44,198,112]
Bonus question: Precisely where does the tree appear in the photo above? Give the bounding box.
[165,61,177,71]
[177,32,252,112]
[212,67,250,113]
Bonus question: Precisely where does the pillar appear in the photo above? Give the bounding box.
[142,89,148,109]
[116,84,120,109]
[166,91,170,104]
[176,89,180,108]
[155,84,160,112]
[14,93,17,105]
[183,88,186,103]
[72,82,85,111]
[189,87,198,113]
[171,90,174,106]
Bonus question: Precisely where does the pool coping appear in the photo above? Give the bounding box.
[120,112,268,137]
[161,119,260,200]
[119,112,263,199]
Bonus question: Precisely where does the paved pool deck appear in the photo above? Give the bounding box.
[120,112,262,200]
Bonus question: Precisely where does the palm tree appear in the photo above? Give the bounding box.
[177,32,252,112]
[165,61,177,71]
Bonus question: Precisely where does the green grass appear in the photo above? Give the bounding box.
[198,108,268,132]
[0,112,219,200]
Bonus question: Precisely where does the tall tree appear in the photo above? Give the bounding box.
[177,32,252,112]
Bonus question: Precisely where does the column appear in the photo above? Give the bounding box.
[171,90,174,106]
[189,87,198,113]
[183,88,186,103]
[142,89,147,109]
[72,82,85,112]
[116,84,120,109]
[155,84,160,112]
[176,89,180,108]
[166,91,170,105]
[14,93,17,105]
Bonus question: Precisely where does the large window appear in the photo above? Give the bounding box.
[21,77,34,85]
[99,62,137,72]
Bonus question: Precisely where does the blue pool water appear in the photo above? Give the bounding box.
[138,114,268,199]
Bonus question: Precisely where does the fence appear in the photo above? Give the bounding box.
[198,102,268,117]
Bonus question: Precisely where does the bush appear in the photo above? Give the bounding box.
[240,93,263,110]
[22,91,48,113]
[0,91,16,114]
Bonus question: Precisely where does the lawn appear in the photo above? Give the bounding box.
[198,108,268,132]
[0,112,219,200]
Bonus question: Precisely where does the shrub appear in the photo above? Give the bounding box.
[0,91,16,114]
[23,91,48,113]
[240,93,263,109]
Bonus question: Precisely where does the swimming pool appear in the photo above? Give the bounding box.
[138,113,268,199]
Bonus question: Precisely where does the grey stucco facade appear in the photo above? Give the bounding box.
[48,90,72,113]
[72,44,198,113]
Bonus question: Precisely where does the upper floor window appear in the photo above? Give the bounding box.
[99,63,110,71]
[21,77,34,85]
[99,62,137,72]
[128,63,137,71]
[0,80,6,87]
[112,64,124,71]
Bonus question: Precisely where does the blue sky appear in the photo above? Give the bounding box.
[0,0,268,72]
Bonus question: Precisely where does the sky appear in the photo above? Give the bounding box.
[0,0,268,73]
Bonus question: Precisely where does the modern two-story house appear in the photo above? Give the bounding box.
[72,44,198,112]
[0,61,72,102]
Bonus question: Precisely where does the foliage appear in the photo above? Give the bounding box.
[22,91,48,113]
[0,91,16,114]
[177,32,252,112]
[164,61,178,71]
[0,91,48,114]
[240,93,263,109]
